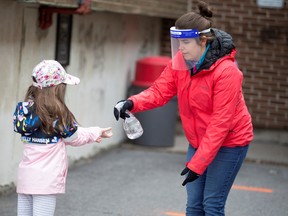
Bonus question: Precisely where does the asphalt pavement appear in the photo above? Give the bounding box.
[0,127,287,216]
[0,141,287,216]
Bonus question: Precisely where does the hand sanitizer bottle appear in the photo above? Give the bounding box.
[123,111,143,139]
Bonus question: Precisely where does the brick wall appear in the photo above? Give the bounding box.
[160,0,288,129]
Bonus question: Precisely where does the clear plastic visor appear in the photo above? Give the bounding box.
[170,27,210,70]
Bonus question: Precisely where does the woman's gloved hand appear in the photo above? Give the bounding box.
[181,167,200,186]
[113,100,133,120]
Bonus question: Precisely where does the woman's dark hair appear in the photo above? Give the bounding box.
[175,1,214,41]
[25,84,77,134]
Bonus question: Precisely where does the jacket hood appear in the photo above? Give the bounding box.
[197,28,235,72]
[13,101,41,135]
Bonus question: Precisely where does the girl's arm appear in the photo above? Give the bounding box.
[64,127,112,146]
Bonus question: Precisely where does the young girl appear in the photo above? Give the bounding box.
[13,60,112,216]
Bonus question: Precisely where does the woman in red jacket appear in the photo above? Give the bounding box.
[114,1,253,215]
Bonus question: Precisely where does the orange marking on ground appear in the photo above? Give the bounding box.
[232,184,273,193]
[163,212,185,216]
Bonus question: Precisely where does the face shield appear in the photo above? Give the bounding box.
[170,27,210,71]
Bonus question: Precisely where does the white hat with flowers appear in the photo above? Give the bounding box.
[32,60,80,89]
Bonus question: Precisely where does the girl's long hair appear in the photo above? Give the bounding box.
[24,83,77,134]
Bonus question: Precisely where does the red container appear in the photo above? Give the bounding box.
[132,56,171,88]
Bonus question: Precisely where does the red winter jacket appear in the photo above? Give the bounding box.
[129,30,253,175]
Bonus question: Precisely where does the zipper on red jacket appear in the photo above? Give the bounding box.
[185,75,199,148]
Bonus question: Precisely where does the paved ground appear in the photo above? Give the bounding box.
[1,126,288,215]
[0,144,288,216]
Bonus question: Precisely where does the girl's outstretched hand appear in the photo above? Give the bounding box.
[96,127,113,143]
[101,127,113,138]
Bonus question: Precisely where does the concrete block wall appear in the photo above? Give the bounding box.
[90,0,188,18]
[20,0,188,19]
[0,1,161,188]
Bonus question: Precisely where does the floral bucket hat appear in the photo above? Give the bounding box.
[32,60,80,89]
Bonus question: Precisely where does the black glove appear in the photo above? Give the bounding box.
[180,167,200,186]
[113,100,134,120]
